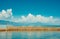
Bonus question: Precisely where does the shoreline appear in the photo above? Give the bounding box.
[0,26,60,32]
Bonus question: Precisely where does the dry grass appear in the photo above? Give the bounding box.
[0,26,60,32]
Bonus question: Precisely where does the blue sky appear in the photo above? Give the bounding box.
[0,0,60,17]
[0,0,60,25]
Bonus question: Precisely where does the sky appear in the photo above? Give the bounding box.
[0,0,60,25]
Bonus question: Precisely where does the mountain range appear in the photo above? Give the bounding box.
[0,20,60,27]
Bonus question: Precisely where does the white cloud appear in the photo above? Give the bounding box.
[0,9,13,20]
[14,13,60,25]
[0,9,60,25]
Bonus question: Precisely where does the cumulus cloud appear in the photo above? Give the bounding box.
[13,13,60,25]
[0,9,60,25]
[0,9,13,20]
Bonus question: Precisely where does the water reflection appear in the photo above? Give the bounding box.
[0,31,60,39]
[0,32,7,39]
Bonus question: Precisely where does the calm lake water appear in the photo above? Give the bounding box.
[0,31,60,39]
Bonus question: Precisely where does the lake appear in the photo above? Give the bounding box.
[0,31,60,39]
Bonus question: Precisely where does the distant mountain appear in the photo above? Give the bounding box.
[0,20,21,26]
[0,20,60,27]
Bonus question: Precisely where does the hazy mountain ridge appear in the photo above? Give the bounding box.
[0,20,60,27]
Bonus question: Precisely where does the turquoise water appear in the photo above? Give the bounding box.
[0,31,60,39]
